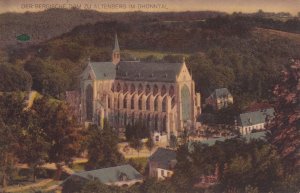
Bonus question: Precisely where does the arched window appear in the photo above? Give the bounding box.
[108,97,111,109]
[153,84,158,95]
[138,96,143,110]
[146,96,150,110]
[162,97,167,112]
[154,97,159,111]
[161,85,166,96]
[169,85,175,96]
[130,84,135,94]
[124,95,128,109]
[171,97,176,108]
[138,84,143,95]
[131,95,135,110]
[146,85,151,95]
[85,85,93,121]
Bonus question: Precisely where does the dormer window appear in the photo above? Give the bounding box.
[119,173,128,181]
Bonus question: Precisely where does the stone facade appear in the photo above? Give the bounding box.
[80,35,201,139]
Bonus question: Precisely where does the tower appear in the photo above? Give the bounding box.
[112,34,120,65]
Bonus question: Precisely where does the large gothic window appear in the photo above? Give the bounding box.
[138,96,143,110]
[124,95,128,109]
[131,95,135,109]
[154,97,159,111]
[171,97,176,108]
[162,97,167,112]
[85,85,93,121]
[146,96,151,110]
[108,97,111,109]
[181,84,191,121]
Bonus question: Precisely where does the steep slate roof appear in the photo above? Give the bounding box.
[89,62,116,80]
[71,164,143,184]
[212,88,231,98]
[149,148,177,170]
[116,61,183,82]
[238,108,275,127]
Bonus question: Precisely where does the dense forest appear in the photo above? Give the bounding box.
[1,11,300,109]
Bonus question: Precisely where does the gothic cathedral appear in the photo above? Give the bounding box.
[80,35,201,139]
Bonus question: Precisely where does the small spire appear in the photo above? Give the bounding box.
[182,56,186,64]
[114,33,120,52]
[88,56,91,64]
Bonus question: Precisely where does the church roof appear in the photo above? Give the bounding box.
[89,62,116,80]
[211,88,231,98]
[116,61,183,82]
[149,148,177,170]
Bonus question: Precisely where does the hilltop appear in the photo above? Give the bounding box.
[0,8,225,48]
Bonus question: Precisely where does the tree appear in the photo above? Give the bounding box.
[145,135,155,154]
[0,93,25,190]
[129,137,143,157]
[169,134,178,149]
[32,97,82,179]
[0,120,18,191]
[267,60,300,172]
[85,120,124,170]
[18,110,50,182]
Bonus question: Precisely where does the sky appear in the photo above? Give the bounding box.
[0,0,299,15]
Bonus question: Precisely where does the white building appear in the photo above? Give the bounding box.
[237,108,275,135]
[148,148,177,180]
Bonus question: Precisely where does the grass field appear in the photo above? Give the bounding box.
[123,49,189,59]
[255,28,300,44]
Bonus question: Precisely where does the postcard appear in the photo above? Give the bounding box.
[0,0,299,193]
